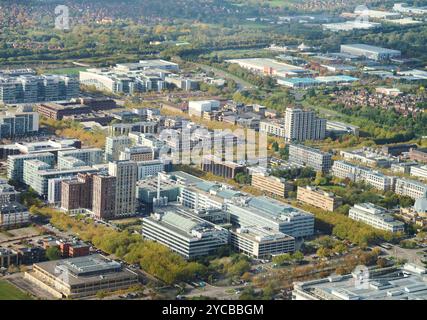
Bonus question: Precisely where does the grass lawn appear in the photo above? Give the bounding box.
[0,280,33,300]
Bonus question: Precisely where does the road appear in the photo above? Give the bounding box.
[383,244,425,265]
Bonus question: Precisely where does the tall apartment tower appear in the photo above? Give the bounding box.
[108,161,137,217]
[284,108,326,142]
[92,174,116,220]
[105,136,132,162]
[60,173,94,212]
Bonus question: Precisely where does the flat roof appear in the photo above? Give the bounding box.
[341,44,401,54]
[294,266,427,300]
[33,254,137,286]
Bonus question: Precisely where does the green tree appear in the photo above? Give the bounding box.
[45,246,61,261]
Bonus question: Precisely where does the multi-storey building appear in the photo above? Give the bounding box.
[297,186,342,212]
[409,148,427,163]
[119,146,154,161]
[284,108,326,142]
[251,173,293,198]
[58,148,104,169]
[227,196,314,238]
[23,159,98,196]
[136,159,166,180]
[0,111,39,139]
[0,72,79,104]
[108,161,137,217]
[395,178,427,200]
[105,136,132,162]
[200,155,245,179]
[61,174,94,212]
[142,210,229,259]
[230,226,295,259]
[332,161,395,192]
[0,202,30,228]
[0,180,20,204]
[289,144,332,173]
[259,120,286,138]
[7,152,56,182]
[349,203,405,233]
[410,165,427,181]
[92,174,116,220]
[25,255,139,298]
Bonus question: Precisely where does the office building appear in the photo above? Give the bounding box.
[0,111,39,139]
[105,136,132,162]
[0,181,20,204]
[395,178,427,200]
[297,186,342,212]
[293,264,427,300]
[331,161,395,192]
[200,155,245,179]
[79,59,178,94]
[251,173,293,198]
[289,144,332,173]
[58,148,104,168]
[410,165,427,181]
[340,44,401,61]
[142,210,229,259]
[227,196,314,238]
[92,174,116,220]
[0,71,78,104]
[10,139,80,156]
[349,203,405,233]
[108,161,137,218]
[25,255,139,298]
[231,226,295,259]
[136,159,166,180]
[284,108,326,142]
[188,100,220,117]
[339,148,395,168]
[7,152,55,182]
[37,98,117,120]
[0,202,30,228]
[409,148,427,163]
[23,159,98,196]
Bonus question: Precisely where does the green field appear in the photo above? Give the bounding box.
[0,280,33,300]
[42,67,87,75]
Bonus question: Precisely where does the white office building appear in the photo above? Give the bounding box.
[142,210,229,259]
[395,178,427,200]
[227,196,314,238]
[349,203,405,233]
[231,226,295,259]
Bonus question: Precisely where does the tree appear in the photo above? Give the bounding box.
[45,246,61,260]
[271,141,279,152]
[272,253,292,265]
[316,247,331,258]
[291,251,304,263]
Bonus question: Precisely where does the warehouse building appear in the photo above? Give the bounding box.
[340,44,401,61]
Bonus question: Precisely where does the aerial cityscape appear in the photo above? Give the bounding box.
[0,0,427,308]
